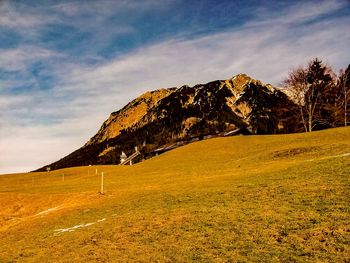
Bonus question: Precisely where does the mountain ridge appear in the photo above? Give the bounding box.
[36,74,297,171]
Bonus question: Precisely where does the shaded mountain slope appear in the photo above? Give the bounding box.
[37,74,297,171]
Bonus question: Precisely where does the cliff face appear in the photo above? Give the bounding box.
[37,74,297,171]
[86,88,175,146]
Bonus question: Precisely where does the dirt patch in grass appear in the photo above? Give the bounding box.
[0,192,103,232]
[272,146,322,158]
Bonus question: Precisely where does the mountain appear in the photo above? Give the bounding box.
[36,74,297,171]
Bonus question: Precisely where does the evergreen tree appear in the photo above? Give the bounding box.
[305,58,334,130]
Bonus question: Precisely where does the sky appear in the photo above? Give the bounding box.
[0,0,350,174]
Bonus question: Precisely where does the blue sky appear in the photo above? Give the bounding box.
[1,0,350,173]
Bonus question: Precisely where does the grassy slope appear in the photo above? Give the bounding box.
[0,127,349,262]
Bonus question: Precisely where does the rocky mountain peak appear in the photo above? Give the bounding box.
[37,74,297,171]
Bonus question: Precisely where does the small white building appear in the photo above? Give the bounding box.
[120,151,127,163]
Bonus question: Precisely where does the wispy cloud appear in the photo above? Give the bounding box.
[0,46,59,72]
[252,0,346,27]
[0,2,47,29]
[0,0,349,174]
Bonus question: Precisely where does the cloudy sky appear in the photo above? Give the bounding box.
[0,0,349,174]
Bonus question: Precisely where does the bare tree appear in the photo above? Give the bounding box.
[338,65,350,126]
[283,58,334,132]
[283,67,309,132]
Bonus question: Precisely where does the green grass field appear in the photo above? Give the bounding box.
[0,128,349,262]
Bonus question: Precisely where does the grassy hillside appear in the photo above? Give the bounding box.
[0,127,349,262]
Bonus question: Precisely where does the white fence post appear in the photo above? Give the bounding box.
[100,172,104,194]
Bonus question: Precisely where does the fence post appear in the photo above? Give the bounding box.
[100,172,104,194]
